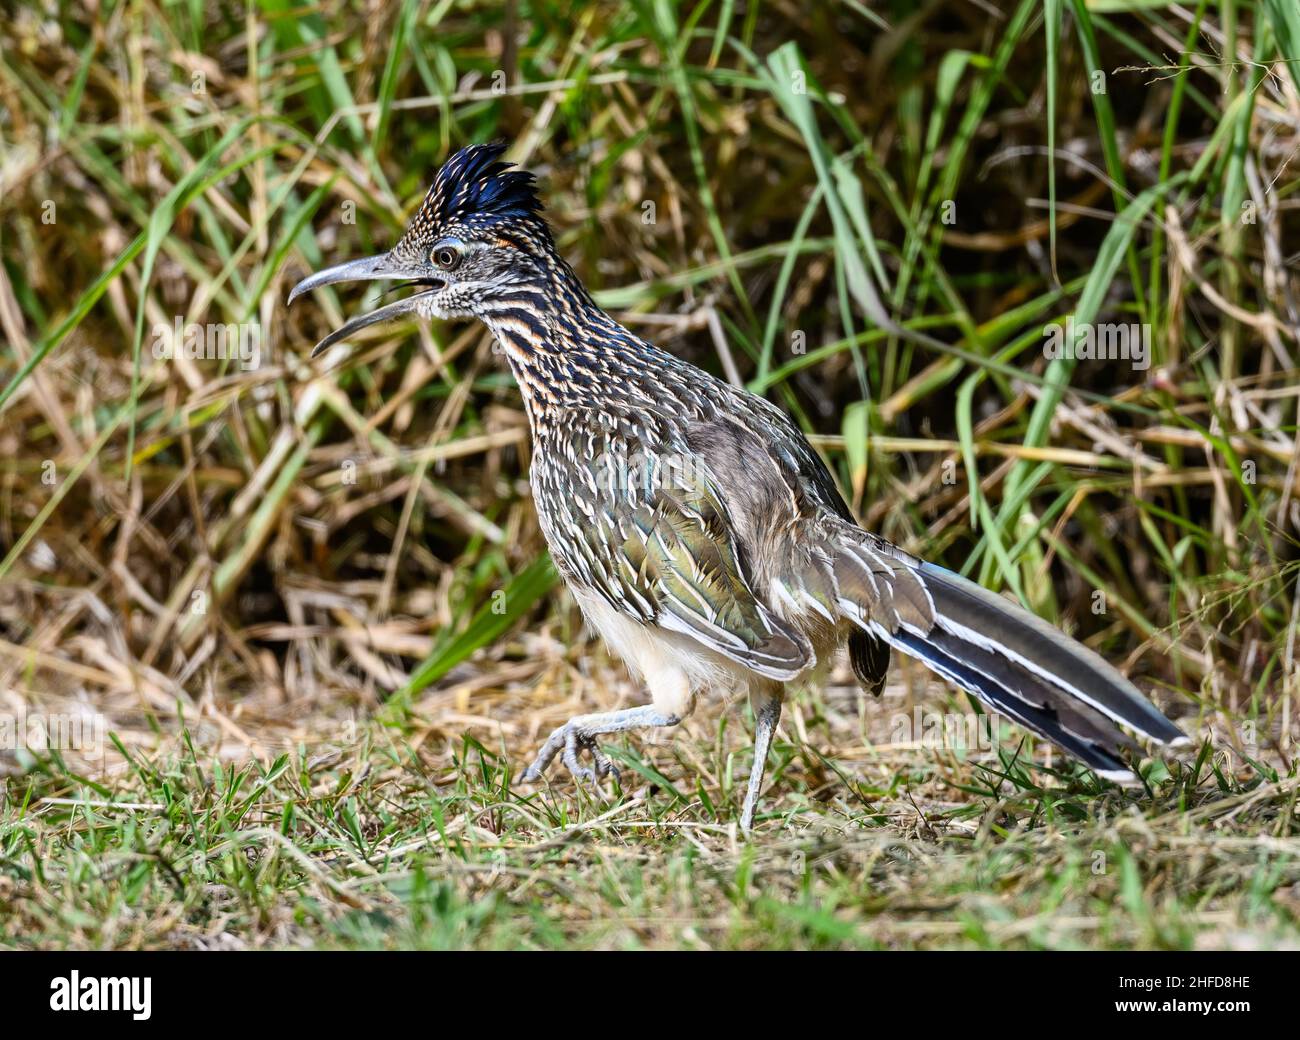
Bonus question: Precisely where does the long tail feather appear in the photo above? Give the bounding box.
[830,533,1187,781]
[890,625,1140,782]
[916,563,1186,746]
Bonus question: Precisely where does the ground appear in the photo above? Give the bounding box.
[4,636,1297,950]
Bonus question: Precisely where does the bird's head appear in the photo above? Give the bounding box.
[289,142,553,356]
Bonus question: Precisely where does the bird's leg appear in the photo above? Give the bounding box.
[522,669,696,785]
[521,705,683,783]
[740,683,785,835]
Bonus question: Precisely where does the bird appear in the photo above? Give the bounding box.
[289,141,1188,833]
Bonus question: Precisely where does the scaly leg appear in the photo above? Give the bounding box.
[740,683,784,834]
[520,705,683,783]
[522,667,697,784]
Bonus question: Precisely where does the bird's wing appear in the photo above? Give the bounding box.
[576,440,812,682]
[684,409,895,695]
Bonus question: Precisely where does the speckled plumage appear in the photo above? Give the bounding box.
[292,143,1188,833]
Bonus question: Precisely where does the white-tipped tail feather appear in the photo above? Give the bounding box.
[831,533,1186,782]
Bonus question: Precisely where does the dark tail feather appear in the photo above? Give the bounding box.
[848,629,890,697]
[846,555,1186,782]
[890,626,1141,781]
[916,564,1186,744]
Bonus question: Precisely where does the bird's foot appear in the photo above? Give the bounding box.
[520,718,620,784]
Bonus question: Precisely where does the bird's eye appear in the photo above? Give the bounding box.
[433,244,462,270]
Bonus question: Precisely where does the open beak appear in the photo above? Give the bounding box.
[288,252,443,357]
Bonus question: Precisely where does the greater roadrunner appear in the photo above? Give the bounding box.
[290,143,1187,832]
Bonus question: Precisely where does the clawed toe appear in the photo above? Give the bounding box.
[567,730,619,782]
[520,720,620,785]
[519,762,544,783]
[592,747,621,781]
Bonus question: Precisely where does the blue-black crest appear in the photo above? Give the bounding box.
[400,142,543,247]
